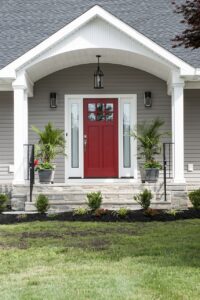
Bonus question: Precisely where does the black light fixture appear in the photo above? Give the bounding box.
[144,91,152,108]
[50,92,57,108]
[94,55,104,89]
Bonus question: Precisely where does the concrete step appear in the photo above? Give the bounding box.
[12,182,167,193]
[186,184,200,191]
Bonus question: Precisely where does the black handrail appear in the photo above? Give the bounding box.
[29,145,35,202]
[163,143,174,202]
[24,144,35,202]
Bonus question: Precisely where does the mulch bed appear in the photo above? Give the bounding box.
[0,209,200,224]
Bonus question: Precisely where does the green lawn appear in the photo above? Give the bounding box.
[0,220,199,300]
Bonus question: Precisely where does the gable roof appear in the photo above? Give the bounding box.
[0,0,199,70]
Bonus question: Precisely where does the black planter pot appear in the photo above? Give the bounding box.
[38,169,55,184]
[140,167,160,183]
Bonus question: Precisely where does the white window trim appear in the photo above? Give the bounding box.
[65,94,137,182]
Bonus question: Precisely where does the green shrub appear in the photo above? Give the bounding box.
[117,207,128,217]
[112,208,128,218]
[73,207,88,216]
[188,189,200,209]
[166,209,178,216]
[36,194,49,214]
[87,192,102,211]
[0,194,9,212]
[134,189,153,210]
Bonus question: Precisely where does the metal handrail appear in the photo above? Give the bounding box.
[163,143,174,202]
[24,144,35,202]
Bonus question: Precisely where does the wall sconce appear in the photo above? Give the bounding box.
[144,91,152,107]
[50,92,57,108]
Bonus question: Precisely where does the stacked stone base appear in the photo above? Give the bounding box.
[3,181,189,212]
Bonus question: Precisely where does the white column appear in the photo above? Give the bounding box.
[172,82,185,183]
[13,86,28,184]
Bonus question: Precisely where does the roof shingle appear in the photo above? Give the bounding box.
[0,0,199,69]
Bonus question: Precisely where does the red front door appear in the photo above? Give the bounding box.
[84,99,118,178]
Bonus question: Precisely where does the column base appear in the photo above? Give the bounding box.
[173,178,186,184]
[13,180,27,185]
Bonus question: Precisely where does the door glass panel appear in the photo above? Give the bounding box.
[88,113,96,121]
[106,103,113,112]
[97,113,105,121]
[106,113,113,122]
[97,103,104,112]
[71,104,79,168]
[123,103,131,168]
[88,103,96,112]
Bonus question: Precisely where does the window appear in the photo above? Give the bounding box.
[87,102,114,122]
[71,104,79,168]
[123,103,131,168]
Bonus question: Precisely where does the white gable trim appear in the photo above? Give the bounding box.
[0,5,196,79]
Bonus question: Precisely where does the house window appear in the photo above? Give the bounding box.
[71,104,79,168]
[123,103,131,168]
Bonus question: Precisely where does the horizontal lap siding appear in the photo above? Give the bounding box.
[184,90,200,182]
[0,92,14,182]
[0,92,13,163]
[29,64,171,183]
[0,164,13,182]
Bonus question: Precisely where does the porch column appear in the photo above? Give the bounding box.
[13,86,28,184]
[172,81,185,183]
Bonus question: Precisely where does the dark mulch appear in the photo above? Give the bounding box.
[0,209,199,224]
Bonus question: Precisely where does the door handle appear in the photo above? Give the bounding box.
[84,134,87,152]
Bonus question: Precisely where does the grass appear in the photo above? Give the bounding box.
[0,220,199,300]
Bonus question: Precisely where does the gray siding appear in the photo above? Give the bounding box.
[29,64,171,182]
[0,164,13,182]
[0,92,14,181]
[185,90,200,182]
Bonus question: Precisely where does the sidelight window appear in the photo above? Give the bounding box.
[71,104,79,168]
[123,103,131,168]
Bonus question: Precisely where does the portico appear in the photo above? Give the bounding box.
[0,5,199,188]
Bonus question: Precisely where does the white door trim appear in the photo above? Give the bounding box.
[119,95,137,178]
[65,94,137,182]
[65,96,83,181]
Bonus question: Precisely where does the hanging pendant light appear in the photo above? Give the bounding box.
[94,55,104,89]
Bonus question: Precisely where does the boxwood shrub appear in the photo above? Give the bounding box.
[188,189,200,210]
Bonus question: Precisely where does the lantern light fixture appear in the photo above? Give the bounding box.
[144,91,152,108]
[94,55,104,89]
[50,92,57,109]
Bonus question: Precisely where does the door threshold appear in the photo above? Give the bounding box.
[66,178,138,184]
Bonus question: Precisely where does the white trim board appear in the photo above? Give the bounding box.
[64,94,137,182]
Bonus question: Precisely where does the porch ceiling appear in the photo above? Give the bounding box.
[27,48,171,83]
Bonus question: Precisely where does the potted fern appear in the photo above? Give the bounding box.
[132,118,169,183]
[32,122,65,184]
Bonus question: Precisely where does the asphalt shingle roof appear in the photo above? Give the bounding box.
[0,0,199,69]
